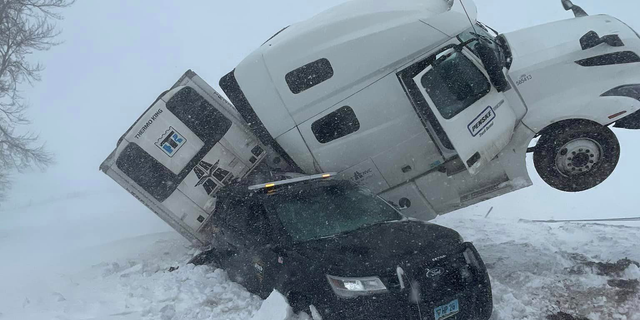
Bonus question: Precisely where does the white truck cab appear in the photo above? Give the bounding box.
[218,0,640,217]
[102,0,640,245]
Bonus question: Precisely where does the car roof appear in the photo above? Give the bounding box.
[216,177,353,202]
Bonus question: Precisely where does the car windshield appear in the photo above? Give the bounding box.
[269,184,402,242]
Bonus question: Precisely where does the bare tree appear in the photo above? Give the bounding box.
[0,0,74,195]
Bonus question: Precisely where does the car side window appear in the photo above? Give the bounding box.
[246,203,273,244]
[420,51,491,119]
[223,199,272,246]
[223,199,250,233]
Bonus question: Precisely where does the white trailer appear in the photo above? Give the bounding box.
[100,71,292,245]
[101,0,640,245]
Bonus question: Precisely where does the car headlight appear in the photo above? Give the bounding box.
[326,275,387,298]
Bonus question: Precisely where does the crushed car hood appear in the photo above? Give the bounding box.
[292,220,462,276]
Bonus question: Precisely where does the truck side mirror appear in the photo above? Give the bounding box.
[561,0,588,17]
[474,41,509,92]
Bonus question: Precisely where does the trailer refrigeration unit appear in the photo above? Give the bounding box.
[101,0,640,246]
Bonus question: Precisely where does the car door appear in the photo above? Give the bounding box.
[412,48,516,175]
[244,203,284,298]
[221,199,283,298]
[217,199,261,295]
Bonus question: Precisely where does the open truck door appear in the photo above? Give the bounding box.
[412,47,517,175]
[100,70,271,246]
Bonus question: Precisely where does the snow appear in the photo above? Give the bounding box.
[434,214,640,320]
[1,190,639,320]
[250,291,295,320]
[0,0,638,319]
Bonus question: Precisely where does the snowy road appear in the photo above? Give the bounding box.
[2,209,639,320]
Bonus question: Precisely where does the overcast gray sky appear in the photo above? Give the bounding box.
[4,0,640,219]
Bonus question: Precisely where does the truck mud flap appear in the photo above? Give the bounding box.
[613,109,640,129]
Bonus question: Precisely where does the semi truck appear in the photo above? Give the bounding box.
[101,0,640,246]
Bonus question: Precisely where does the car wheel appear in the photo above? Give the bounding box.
[534,122,620,192]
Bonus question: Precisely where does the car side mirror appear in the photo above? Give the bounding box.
[474,41,509,92]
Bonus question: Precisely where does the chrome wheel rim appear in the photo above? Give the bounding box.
[555,138,602,176]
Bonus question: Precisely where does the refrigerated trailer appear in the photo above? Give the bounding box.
[99,72,297,245]
[101,0,640,246]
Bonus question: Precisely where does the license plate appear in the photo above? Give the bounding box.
[433,299,459,320]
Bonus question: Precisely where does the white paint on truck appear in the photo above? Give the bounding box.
[101,0,640,245]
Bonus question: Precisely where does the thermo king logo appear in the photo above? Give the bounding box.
[467,107,495,137]
[155,126,186,157]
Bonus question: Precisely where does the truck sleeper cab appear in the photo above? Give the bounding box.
[219,0,531,220]
[220,0,640,219]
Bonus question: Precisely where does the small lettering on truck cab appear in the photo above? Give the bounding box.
[468,107,496,137]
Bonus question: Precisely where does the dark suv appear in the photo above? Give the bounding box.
[194,174,492,320]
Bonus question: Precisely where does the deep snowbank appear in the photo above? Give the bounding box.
[435,214,640,320]
[2,211,639,320]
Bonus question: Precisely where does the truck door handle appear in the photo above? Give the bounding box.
[466,152,481,167]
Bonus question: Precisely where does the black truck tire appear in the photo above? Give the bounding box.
[534,122,620,192]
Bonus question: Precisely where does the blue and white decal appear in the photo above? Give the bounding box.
[467,106,496,137]
[155,126,186,157]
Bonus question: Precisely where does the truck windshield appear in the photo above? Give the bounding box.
[270,185,402,243]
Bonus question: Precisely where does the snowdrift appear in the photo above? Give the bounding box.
[2,211,639,320]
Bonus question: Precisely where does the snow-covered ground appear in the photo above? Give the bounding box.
[437,215,640,320]
[1,190,639,320]
[1,1,639,320]
[1,131,639,320]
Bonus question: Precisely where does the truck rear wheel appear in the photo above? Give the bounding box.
[534,122,619,192]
